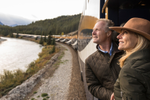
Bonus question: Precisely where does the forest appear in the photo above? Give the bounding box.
[0,14,81,36]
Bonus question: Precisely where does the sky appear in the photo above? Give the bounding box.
[0,0,85,25]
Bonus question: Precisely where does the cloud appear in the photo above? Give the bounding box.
[31,15,37,19]
[0,13,32,26]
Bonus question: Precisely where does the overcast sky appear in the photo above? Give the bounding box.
[0,0,85,21]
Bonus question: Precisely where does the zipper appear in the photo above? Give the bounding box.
[109,52,119,83]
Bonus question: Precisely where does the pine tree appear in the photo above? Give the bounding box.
[44,33,47,42]
[16,33,19,38]
[39,34,44,45]
[51,38,55,45]
[10,33,14,37]
[47,31,52,45]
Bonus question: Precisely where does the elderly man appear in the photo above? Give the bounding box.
[85,19,123,100]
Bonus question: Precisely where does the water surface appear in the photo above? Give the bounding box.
[0,37,43,74]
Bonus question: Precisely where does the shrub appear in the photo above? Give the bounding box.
[41,93,48,97]
[49,45,55,54]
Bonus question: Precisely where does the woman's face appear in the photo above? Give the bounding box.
[117,30,138,52]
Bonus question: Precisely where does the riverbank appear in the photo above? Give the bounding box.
[0,37,58,97]
[0,43,86,100]
[0,44,62,100]
[0,36,86,100]
[0,37,44,75]
[26,43,72,100]
[25,42,86,100]
[0,38,6,43]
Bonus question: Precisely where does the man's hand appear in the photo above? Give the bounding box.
[110,93,115,100]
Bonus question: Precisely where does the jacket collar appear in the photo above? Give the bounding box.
[126,48,150,62]
[97,42,113,56]
[96,41,123,64]
[123,48,150,69]
[96,41,121,54]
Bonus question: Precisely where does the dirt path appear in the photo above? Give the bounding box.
[25,42,86,100]
[65,43,86,100]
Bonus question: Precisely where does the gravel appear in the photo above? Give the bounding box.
[28,43,73,100]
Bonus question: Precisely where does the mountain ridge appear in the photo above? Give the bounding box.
[0,21,4,25]
[0,14,81,36]
[0,13,32,26]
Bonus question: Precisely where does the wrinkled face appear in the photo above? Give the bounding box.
[117,30,138,52]
[92,21,108,45]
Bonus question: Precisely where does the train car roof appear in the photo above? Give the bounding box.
[102,0,150,13]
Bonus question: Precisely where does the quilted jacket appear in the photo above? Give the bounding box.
[85,42,123,100]
[114,49,150,100]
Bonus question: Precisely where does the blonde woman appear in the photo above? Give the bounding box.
[110,18,150,100]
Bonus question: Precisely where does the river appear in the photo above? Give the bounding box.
[0,37,43,75]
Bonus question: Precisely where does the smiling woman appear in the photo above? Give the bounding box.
[110,18,150,100]
[117,30,138,52]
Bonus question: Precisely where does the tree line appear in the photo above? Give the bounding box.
[0,14,81,36]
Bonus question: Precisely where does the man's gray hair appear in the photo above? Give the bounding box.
[97,18,118,41]
[97,18,114,32]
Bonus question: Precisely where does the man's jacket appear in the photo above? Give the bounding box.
[85,43,123,100]
[114,49,150,100]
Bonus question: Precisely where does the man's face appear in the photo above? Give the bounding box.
[92,21,108,45]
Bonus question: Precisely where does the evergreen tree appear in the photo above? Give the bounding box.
[16,33,19,38]
[51,38,55,45]
[39,34,44,45]
[10,33,14,37]
[44,33,47,42]
[47,31,52,45]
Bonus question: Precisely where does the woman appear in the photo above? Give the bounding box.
[109,17,150,100]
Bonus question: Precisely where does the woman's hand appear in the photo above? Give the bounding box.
[110,93,115,100]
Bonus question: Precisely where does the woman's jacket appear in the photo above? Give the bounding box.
[114,49,150,100]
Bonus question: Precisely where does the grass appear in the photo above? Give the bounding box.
[34,91,37,94]
[30,93,49,100]
[0,42,59,97]
[41,93,48,97]
[53,51,64,67]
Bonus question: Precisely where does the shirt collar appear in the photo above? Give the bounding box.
[98,42,113,56]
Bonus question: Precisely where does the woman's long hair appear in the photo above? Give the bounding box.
[119,34,150,67]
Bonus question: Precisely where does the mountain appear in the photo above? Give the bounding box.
[0,21,3,25]
[10,24,18,27]
[0,13,32,26]
[0,14,81,36]
[16,14,81,35]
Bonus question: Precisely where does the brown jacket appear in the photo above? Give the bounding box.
[85,43,123,100]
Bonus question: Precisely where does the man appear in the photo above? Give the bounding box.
[85,19,123,100]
